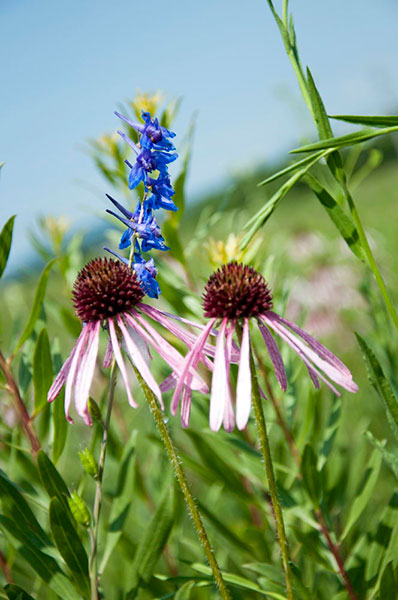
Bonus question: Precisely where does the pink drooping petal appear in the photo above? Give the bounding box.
[74,322,100,425]
[108,319,137,408]
[160,372,177,393]
[48,326,87,402]
[268,312,352,378]
[126,312,208,393]
[137,303,240,362]
[64,324,92,423]
[223,321,235,432]
[257,321,287,391]
[306,365,320,388]
[209,319,230,432]
[264,313,358,393]
[236,318,252,430]
[117,315,163,409]
[263,316,341,396]
[171,319,215,416]
[180,386,192,428]
[156,317,214,370]
[103,337,113,368]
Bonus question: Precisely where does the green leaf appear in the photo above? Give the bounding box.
[99,430,137,574]
[14,259,57,354]
[49,497,90,598]
[303,173,364,260]
[0,215,16,279]
[365,431,398,481]
[32,328,53,413]
[0,515,81,600]
[380,562,398,600]
[356,333,398,440]
[190,563,287,598]
[4,585,35,600]
[364,492,398,583]
[241,152,323,249]
[127,479,177,592]
[306,68,333,140]
[0,470,49,547]
[291,126,398,153]
[341,448,382,540]
[330,114,398,128]
[174,581,195,599]
[301,444,322,506]
[258,150,330,186]
[37,450,71,515]
[306,68,345,183]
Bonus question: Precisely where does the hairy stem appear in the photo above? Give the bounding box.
[0,351,40,455]
[248,346,295,600]
[137,372,231,599]
[89,360,117,600]
[256,350,358,599]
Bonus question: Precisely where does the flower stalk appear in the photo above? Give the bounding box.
[89,359,117,600]
[248,344,295,600]
[135,370,231,600]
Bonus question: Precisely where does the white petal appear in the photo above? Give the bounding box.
[236,319,252,430]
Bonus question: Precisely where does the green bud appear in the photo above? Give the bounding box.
[68,492,91,527]
[79,448,99,479]
[88,397,103,423]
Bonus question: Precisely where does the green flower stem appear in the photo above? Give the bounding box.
[89,359,117,600]
[136,372,231,600]
[267,3,398,332]
[249,346,295,600]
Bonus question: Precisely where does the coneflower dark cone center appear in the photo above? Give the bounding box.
[203,262,273,319]
[73,258,144,322]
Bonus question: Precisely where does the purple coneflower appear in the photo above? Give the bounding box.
[47,257,208,425]
[171,262,358,432]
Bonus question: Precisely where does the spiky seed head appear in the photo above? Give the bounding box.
[203,262,273,319]
[73,257,144,322]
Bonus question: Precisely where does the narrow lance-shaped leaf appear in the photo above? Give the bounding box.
[33,328,53,413]
[14,258,57,354]
[306,68,345,184]
[303,173,364,260]
[341,448,382,540]
[291,125,398,154]
[0,215,16,279]
[99,430,138,575]
[0,514,81,600]
[258,149,330,186]
[241,152,325,249]
[301,444,322,507]
[0,470,49,547]
[356,333,398,441]
[37,450,71,515]
[49,497,90,599]
[126,477,177,592]
[330,114,398,128]
[4,584,35,600]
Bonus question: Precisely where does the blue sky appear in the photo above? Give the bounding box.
[1,0,397,271]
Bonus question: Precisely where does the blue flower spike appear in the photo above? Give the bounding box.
[105,109,178,298]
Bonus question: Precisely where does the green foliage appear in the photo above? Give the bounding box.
[2,8,398,598]
[0,215,16,279]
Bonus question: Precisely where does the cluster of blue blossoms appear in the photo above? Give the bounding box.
[104,111,178,298]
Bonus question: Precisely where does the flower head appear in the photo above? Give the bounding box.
[48,258,208,425]
[170,262,358,432]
